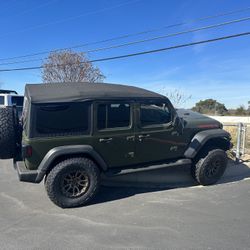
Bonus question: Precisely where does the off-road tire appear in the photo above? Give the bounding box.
[45,157,100,208]
[192,149,228,185]
[0,107,19,159]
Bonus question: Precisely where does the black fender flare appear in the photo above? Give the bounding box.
[184,129,231,159]
[35,145,107,183]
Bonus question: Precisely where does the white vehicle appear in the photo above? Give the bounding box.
[0,90,24,118]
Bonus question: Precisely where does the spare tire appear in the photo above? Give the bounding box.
[0,107,20,159]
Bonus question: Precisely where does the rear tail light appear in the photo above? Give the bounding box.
[22,145,32,158]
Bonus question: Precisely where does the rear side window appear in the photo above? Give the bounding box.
[0,96,4,105]
[34,102,90,136]
[97,103,130,130]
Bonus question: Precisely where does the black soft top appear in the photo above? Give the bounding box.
[25,82,166,103]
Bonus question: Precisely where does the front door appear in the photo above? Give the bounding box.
[135,101,185,164]
[93,101,136,168]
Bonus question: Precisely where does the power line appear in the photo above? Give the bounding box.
[0,5,250,62]
[0,31,249,72]
[89,32,250,62]
[1,15,250,66]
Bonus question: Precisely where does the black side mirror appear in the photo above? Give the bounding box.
[173,115,184,134]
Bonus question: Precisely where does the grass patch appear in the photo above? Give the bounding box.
[223,125,237,147]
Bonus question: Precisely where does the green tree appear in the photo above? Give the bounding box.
[192,99,228,115]
[235,105,248,116]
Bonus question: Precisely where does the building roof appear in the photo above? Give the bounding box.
[25,82,166,103]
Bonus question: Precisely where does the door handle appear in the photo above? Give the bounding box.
[99,138,113,143]
[138,134,150,141]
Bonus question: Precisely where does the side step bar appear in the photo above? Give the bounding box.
[104,159,192,177]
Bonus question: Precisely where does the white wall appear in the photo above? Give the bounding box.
[208,116,250,124]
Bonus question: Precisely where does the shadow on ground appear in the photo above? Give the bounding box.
[89,160,250,206]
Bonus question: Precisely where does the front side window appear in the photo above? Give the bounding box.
[97,103,130,130]
[35,102,90,136]
[140,103,172,127]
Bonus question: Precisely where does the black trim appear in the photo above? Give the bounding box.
[14,161,38,183]
[35,145,108,183]
[14,145,108,183]
[14,157,192,183]
[184,129,231,158]
[104,158,191,177]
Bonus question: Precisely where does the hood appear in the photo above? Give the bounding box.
[176,109,222,130]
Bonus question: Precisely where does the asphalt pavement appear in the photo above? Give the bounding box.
[0,159,250,250]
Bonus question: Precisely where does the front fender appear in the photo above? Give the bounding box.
[184,129,231,159]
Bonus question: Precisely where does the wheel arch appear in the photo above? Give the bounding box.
[35,145,107,183]
[184,129,231,159]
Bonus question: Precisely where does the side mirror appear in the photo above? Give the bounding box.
[173,115,184,134]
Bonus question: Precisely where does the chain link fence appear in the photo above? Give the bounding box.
[244,124,250,155]
[223,123,250,161]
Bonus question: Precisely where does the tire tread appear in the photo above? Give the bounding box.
[193,149,228,185]
[45,157,100,208]
[0,107,17,159]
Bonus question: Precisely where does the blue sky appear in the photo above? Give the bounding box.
[0,0,249,109]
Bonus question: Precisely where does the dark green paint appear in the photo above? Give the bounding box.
[22,92,226,171]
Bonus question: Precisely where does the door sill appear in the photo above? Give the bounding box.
[104,158,191,177]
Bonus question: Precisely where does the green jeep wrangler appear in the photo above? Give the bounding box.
[0,82,231,208]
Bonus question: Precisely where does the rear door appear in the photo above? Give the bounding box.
[92,101,136,168]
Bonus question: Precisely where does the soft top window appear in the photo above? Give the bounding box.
[34,102,90,137]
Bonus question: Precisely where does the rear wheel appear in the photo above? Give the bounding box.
[192,149,228,185]
[45,157,100,208]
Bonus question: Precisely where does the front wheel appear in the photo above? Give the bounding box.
[45,157,100,208]
[192,149,228,185]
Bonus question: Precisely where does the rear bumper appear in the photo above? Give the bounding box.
[14,161,39,183]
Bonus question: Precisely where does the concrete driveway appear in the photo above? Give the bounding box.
[0,159,250,250]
